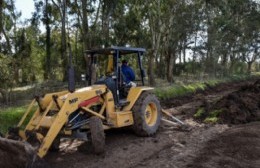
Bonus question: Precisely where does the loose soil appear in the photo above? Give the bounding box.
[1,78,260,168]
[197,79,260,124]
[0,137,48,168]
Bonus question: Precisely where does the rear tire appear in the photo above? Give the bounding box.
[132,92,162,136]
[89,116,105,154]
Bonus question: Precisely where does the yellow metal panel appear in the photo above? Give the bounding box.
[18,99,36,127]
[107,55,114,73]
[18,130,26,140]
[25,108,41,130]
[104,91,117,126]
[38,116,56,128]
[41,90,69,108]
[123,86,154,111]
[30,116,42,127]
[25,90,68,131]
[36,133,44,142]
[63,130,72,135]
[81,106,105,120]
[35,101,54,129]
[114,111,134,127]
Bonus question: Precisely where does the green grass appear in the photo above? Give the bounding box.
[194,108,223,123]
[203,109,223,123]
[194,108,205,118]
[0,106,35,134]
[154,73,258,100]
[0,106,26,134]
[154,81,217,100]
[204,117,218,123]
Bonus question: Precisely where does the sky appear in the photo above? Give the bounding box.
[15,0,45,31]
[15,0,35,20]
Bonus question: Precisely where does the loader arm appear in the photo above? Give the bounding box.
[37,86,107,157]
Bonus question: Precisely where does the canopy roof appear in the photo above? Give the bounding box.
[85,46,146,55]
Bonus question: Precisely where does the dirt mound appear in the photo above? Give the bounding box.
[189,122,260,168]
[0,137,49,168]
[196,79,260,124]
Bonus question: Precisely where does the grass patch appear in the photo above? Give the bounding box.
[194,108,205,118]
[194,108,223,123]
[204,117,218,123]
[0,105,36,134]
[203,109,223,123]
[154,82,212,100]
[154,74,259,100]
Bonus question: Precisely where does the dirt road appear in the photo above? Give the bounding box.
[45,78,260,168]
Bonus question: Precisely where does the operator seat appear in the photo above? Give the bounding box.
[94,77,118,104]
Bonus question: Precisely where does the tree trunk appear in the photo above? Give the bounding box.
[102,0,114,47]
[82,0,91,84]
[82,0,89,50]
[0,88,9,104]
[44,0,51,80]
[156,50,164,78]
[0,0,11,53]
[0,0,2,32]
[148,51,156,86]
[166,47,175,83]
[247,62,253,74]
[229,53,236,75]
[182,39,186,64]
[61,0,67,81]
[192,31,198,74]
[167,53,175,83]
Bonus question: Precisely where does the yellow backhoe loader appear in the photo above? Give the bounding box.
[3,47,162,158]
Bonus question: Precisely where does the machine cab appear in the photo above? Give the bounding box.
[85,47,146,106]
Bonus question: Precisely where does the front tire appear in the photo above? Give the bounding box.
[132,92,162,136]
[89,116,105,154]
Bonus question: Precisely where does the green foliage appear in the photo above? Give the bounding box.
[204,109,223,123]
[0,105,36,134]
[0,106,26,133]
[206,80,220,87]
[204,117,218,123]
[227,74,252,82]
[194,108,205,118]
[0,0,259,96]
[154,82,208,100]
[154,73,257,100]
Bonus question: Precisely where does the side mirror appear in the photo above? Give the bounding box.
[141,69,146,78]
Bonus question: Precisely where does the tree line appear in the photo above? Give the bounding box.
[0,0,259,92]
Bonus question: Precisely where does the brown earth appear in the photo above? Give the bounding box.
[1,78,260,168]
[195,79,260,124]
[0,137,48,168]
[189,122,260,168]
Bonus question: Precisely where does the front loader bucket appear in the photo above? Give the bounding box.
[0,89,72,168]
[4,90,69,157]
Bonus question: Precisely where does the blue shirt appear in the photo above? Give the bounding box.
[121,64,135,83]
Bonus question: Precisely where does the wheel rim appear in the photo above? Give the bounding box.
[145,102,158,126]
